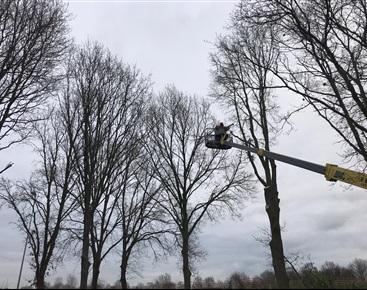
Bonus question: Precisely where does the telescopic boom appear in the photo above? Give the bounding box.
[224,140,367,190]
[205,129,367,190]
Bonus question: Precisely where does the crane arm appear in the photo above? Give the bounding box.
[324,163,367,189]
[223,140,367,190]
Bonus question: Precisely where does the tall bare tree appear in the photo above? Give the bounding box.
[238,0,367,170]
[0,106,79,289]
[62,41,153,289]
[0,0,71,173]
[116,154,172,289]
[209,16,291,288]
[145,85,256,289]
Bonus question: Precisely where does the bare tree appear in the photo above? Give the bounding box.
[209,12,291,287]
[0,106,79,289]
[116,156,173,289]
[61,40,153,289]
[239,0,367,170]
[348,258,367,281]
[320,261,353,279]
[252,270,277,289]
[203,276,216,289]
[0,0,71,173]
[151,273,175,289]
[192,275,204,289]
[225,272,252,289]
[145,85,256,289]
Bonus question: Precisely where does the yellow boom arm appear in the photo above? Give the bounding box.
[222,139,367,190]
[325,164,367,189]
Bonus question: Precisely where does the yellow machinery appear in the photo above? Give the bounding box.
[205,128,367,190]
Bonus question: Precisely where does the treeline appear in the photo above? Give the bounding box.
[13,258,367,289]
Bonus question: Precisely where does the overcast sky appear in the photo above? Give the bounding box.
[1,0,367,288]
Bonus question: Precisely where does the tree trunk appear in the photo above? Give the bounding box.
[120,255,128,289]
[91,255,101,289]
[81,118,92,289]
[182,231,191,289]
[80,208,91,289]
[264,185,289,289]
[35,268,46,289]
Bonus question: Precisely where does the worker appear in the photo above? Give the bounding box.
[214,122,229,141]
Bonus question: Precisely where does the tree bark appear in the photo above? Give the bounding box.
[264,185,289,289]
[80,210,91,289]
[182,229,191,289]
[91,255,101,289]
[120,253,129,289]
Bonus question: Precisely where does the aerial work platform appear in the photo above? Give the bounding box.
[204,124,367,190]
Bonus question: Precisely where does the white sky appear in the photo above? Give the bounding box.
[1,0,367,288]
